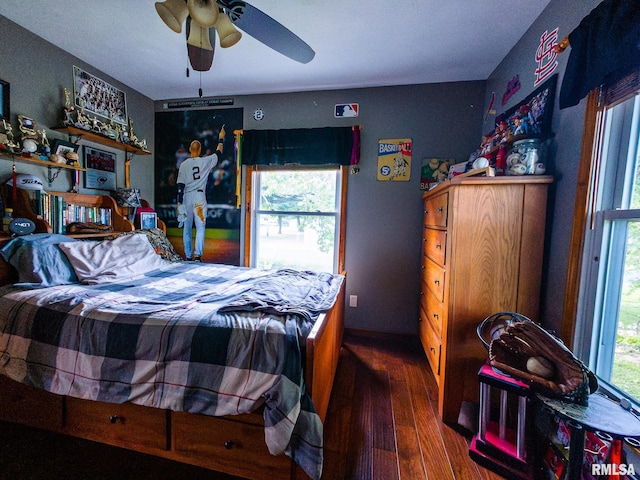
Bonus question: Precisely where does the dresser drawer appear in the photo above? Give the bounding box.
[423,228,447,266]
[172,411,292,479]
[423,256,446,302]
[419,311,441,379]
[64,397,168,452]
[420,286,445,337]
[0,375,63,431]
[424,193,448,228]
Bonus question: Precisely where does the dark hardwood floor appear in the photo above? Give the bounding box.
[322,330,503,480]
[0,330,504,479]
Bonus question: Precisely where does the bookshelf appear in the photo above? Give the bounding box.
[6,188,134,238]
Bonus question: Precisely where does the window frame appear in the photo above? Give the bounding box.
[565,69,640,406]
[564,71,640,342]
[242,164,348,274]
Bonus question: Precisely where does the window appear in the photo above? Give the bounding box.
[248,166,344,273]
[575,84,640,402]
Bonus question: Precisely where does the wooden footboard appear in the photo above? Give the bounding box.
[306,272,345,422]
[0,258,346,480]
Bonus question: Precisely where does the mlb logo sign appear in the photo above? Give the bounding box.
[335,103,359,117]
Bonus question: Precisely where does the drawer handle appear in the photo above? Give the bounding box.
[430,347,436,354]
[434,279,440,286]
[435,243,442,249]
[224,440,234,450]
[109,415,122,424]
[437,207,443,213]
[433,313,439,320]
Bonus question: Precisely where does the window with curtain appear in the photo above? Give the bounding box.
[574,75,640,403]
[239,126,357,272]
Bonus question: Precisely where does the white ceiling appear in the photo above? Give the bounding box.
[0,0,551,101]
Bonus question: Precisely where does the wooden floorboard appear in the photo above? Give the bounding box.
[326,329,506,480]
[404,361,455,480]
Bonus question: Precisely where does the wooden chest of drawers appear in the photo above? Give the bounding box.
[419,175,552,424]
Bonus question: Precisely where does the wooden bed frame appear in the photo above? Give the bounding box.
[0,239,345,480]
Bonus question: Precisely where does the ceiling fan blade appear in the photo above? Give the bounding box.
[186,16,216,72]
[217,0,315,64]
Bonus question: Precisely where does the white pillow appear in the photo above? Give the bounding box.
[59,234,170,284]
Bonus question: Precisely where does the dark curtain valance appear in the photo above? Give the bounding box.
[559,0,640,109]
[241,126,360,166]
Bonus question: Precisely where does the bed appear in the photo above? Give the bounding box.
[0,231,345,480]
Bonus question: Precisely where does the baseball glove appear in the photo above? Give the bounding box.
[66,222,113,234]
[488,319,597,405]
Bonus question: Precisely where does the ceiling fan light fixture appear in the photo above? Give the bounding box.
[215,12,242,48]
[187,0,219,28]
[155,0,189,33]
[186,17,215,71]
[187,19,213,50]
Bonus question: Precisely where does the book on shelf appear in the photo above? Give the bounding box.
[27,191,112,234]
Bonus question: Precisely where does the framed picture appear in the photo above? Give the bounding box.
[140,212,157,230]
[420,158,453,189]
[84,146,116,190]
[51,139,79,158]
[0,78,8,121]
[73,65,127,125]
[18,115,37,138]
[494,73,558,139]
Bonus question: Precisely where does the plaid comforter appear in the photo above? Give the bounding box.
[0,262,344,480]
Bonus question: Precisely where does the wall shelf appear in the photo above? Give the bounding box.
[0,150,86,183]
[0,150,86,172]
[52,126,151,156]
[53,125,152,188]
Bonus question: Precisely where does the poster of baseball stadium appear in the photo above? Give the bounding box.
[154,107,243,265]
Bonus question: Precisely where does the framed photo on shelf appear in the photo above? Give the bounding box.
[139,212,157,230]
[17,115,37,138]
[73,65,127,125]
[51,139,80,158]
[0,78,8,121]
[84,146,116,190]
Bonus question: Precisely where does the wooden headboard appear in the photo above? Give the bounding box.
[0,188,163,287]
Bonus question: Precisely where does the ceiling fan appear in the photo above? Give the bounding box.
[155,0,316,74]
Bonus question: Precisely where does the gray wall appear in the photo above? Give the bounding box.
[484,0,601,336]
[0,16,155,201]
[157,82,486,334]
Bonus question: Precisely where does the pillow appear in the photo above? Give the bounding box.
[117,228,182,262]
[0,233,79,288]
[58,234,171,284]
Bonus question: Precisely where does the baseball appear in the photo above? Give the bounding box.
[526,356,555,379]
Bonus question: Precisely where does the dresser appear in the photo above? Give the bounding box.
[419,175,553,424]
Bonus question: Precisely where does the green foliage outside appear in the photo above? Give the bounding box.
[611,165,640,401]
[612,287,640,401]
[259,170,337,254]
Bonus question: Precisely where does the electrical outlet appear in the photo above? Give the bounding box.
[349,295,358,307]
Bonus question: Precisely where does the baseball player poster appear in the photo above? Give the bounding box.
[154,107,243,265]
